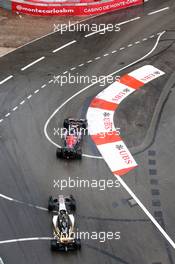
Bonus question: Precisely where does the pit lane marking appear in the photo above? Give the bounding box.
[148,6,170,16]
[12,106,18,111]
[27,94,32,99]
[0,32,164,123]
[21,56,45,71]
[20,100,25,105]
[0,75,13,85]
[52,40,77,53]
[84,17,141,38]
[44,31,165,159]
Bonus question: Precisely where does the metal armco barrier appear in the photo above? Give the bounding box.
[0,0,144,16]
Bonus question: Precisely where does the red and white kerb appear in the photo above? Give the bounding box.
[87,65,165,176]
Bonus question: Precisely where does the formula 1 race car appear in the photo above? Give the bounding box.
[56,118,88,160]
[48,195,81,252]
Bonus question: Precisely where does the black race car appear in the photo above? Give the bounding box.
[56,118,87,160]
[48,195,81,252]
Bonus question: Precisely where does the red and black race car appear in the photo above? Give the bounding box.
[56,118,88,160]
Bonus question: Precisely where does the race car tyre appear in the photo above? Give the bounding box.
[76,149,82,160]
[63,119,70,129]
[50,239,58,251]
[69,201,76,211]
[56,148,62,159]
[82,120,88,129]
[48,196,54,211]
[69,195,76,211]
[75,238,81,250]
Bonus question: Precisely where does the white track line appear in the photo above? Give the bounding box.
[0,257,4,264]
[84,17,140,38]
[148,6,170,16]
[0,194,13,201]
[116,175,175,248]
[34,89,39,94]
[117,16,141,26]
[12,106,18,111]
[20,100,25,105]
[0,193,48,211]
[44,31,165,159]
[27,94,32,99]
[0,75,13,85]
[21,57,45,71]
[5,113,10,118]
[52,40,77,53]
[0,237,52,245]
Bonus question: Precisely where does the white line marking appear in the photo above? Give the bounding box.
[63,71,68,74]
[0,193,48,211]
[87,60,93,63]
[35,206,48,211]
[34,89,39,94]
[5,113,10,118]
[149,35,155,38]
[0,75,13,85]
[85,17,140,38]
[112,50,117,54]
[0,257,4,264]
[12,106,18,111]
[0,237,53,245]
[128,44,133,47]
[95,57,101,60]
[44,31,165,160]
[157,32,164,35]
[52,40,77,53]
[20,100,25,105]
[21,57,45,71]
[0,194,13,201]
[70,67,76,71]
[41,84,46,89]
[119,47,125,50]
[0,119,4,123]
[78,63,84,67]
[115,175,175,249]
[135,41,140,44]
[48,80,53,84]
[103,54,109,57]
[142,38,148,41]
[117,16,141,26]
[27,94,32,99]
[148,6,170,16]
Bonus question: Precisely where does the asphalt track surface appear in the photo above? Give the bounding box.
[0,0,175,263]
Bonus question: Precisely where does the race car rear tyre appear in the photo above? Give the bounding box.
[63,119,70,129]
[48,196,54,211]
[82,120,88,129]
[69,201,76,211]
[75,238,81,250]
[50,239,58,251]
[56,148,62,159]
[76,150,82,160]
